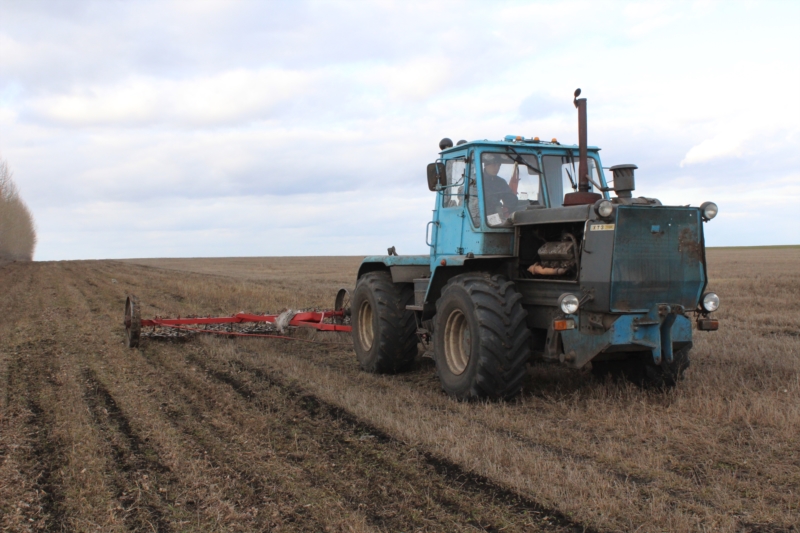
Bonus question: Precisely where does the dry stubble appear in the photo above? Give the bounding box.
[1,248,797,532]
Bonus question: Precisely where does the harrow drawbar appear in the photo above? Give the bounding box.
[124,289,352,348]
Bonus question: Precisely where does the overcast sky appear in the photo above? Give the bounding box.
[1,0,798,261]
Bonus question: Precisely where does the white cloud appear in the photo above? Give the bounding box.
[680,131,749,166]
[363,57,454,102]
[29,68,319,127]
[623,1,683,37]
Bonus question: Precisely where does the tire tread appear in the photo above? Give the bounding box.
[353,271,417,374]
[435,273,530,400]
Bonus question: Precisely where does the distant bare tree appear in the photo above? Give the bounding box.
[0,157,37,261]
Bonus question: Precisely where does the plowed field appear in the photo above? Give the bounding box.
[1,249,798,532]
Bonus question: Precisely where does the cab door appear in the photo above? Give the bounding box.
[432,157,468,260]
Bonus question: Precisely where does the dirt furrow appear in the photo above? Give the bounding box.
[192,351,591,533]
[230,341,715,497]
[1,267,69,532]
[63,266,348,531]
[24,397,67,531]
[295,342,779,515]
[82,368,173,532]
[129,344,372,531]
[329,348,785,517]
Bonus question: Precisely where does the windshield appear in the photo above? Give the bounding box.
[541,155,601,207]
[481,152,542,227]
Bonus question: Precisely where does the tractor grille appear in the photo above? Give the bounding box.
[610,206,705,312]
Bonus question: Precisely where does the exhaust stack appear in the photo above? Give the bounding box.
[563,88,602,206]
[575,89,589,193]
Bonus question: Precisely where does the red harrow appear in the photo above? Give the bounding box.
[123,289,352,348]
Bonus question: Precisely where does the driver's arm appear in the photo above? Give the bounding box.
[486,177,519,216]
[509,163,520,194]
[498,179,518,209]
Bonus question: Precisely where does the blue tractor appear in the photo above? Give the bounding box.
[350,89,720,400]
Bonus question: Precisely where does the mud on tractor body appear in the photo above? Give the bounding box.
[351,89,721,400]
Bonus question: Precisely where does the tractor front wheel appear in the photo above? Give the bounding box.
[351,271,417,374]
[434,274,530,401]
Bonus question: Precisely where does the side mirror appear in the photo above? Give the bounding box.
[427,162,446,191]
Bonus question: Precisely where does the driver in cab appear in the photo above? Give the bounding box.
[482,153,519,222]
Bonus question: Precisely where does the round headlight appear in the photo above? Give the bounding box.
[594,199,614,219]
[558,293,580,315]
[701,292,720,312]
[700,201,718,221]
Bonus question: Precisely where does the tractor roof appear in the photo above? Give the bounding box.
[441,137,600,154]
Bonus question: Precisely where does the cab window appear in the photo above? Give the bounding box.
[542,155,601,207]
[443,159,466,208]
[481,152,542,227]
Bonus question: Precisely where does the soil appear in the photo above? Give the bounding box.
[1,250,798,532]
[0,260,581,532]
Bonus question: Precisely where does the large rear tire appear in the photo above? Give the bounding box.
[351,271,417,374]
[434,273,530,401]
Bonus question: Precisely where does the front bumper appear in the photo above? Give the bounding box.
[559,304,693,368]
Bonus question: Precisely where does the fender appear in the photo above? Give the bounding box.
[357,255,429,283]
[422,255,513,317]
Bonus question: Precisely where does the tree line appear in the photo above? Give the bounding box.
[0,157,37,261]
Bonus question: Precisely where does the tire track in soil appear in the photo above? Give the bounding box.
[140,357,353,531]
[259,343,725,509]
[245,342,736,520]
[191,356,512,532]
[26,398,68,531]
[4,338,68,531]
[137,341,550,532]
[191,352,595,533]
[155,405,330,532]
[144,332,668,531]
[1,264,67,530]
[65,264,339,530]
[82,368,173,533]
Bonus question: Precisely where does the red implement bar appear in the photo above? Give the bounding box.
[124,293,352,348]
[141,310,352,333]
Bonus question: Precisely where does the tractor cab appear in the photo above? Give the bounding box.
[432,138,608,227]
[426,138,608,267]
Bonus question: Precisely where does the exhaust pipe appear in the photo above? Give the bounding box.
[574,88,589,193]
[563,88,602,206]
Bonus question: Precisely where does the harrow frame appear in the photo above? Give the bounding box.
[124,290,352,348]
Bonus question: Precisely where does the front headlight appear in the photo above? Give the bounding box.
[701,292,720,312]
[559,293,580,315]
[700,201,718,221]
[594,199,614,219]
